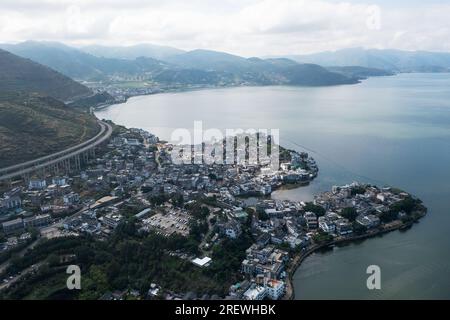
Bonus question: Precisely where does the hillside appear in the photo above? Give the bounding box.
[0,41,172,81]
[0,49,102,169]
[0,48,91,102]
[0,93,98,168]
[326,66,394,80]
[281,64,358,86]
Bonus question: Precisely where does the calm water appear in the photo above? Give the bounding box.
[96,73,450,299]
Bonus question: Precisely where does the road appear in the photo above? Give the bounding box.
[0,204,91,291]
[0,120,113,291]
[0,120,112,181]
[0,261,43,291]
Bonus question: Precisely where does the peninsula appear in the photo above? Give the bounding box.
[0,125,426,300]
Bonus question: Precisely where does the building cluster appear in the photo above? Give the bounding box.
[314,182,412,236]
[0,175,82,249]
[223,182,416,300]
[88,82,164,103]
[229,244,288,300]
[145,146,318,217]
[0,232,31,253]
[0,117,424,301]
[252,199,312,248]
[0,126,319,299]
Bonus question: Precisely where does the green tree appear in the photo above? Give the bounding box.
[313,232,334,244]
[390,196,419,215]
[340,207,358,221]
[351,186,366,196]
[303,202,326,216]
[352,222,367,235]
[47,253,60,267]
[258,211,269,221]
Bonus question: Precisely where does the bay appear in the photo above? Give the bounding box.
[96,73,450,299]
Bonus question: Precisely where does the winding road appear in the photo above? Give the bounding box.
[0,120,112,182]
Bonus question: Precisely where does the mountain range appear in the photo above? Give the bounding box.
[278,48,450,72]
[0,41,170,82]
[81,43,185,60]
[0,41,361,86]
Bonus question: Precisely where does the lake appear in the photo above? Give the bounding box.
[96,73,450,299]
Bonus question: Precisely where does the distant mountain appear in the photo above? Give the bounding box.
[0,48,91,101]
[283,48,450,72]
[1,41,105,80]
[162,49,358,86]
[326,66,394,80]
[153,69,224,85]
[281,64,358,85]
[81,43,185,60]
[1,42,361,87]
[0,41,171,81]
[165,49,250,72]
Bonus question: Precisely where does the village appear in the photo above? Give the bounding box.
[0,126,425,300]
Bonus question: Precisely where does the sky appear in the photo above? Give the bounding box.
[1,0,450,56]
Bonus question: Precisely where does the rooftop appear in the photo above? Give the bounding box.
[192,256,212,267]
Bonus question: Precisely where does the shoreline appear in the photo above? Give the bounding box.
[90,83,431,301]
[90,72,438,114]
[283,209,427,300]
[92,84,269,112]
[91,77,384,113]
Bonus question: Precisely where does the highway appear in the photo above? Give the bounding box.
[0,120,112,182]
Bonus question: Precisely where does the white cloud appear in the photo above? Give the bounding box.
[1,0,450,56]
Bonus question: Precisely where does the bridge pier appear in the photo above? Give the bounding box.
[0,121,111,184]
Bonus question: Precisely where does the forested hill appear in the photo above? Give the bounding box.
[0,48,92,102]
[0,92,98,168]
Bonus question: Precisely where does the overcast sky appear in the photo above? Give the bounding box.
[1,0,450,56]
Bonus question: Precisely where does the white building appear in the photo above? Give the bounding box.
[52,177,67,186]
[318,217,336,233]
[29,179,46,190]
[23,214,51,228]
[265,279,285,300]
[243,285,267,300]
[242,279,286,300]
[63,192,80,205]
[304,211,318,230]
[192,256,212,268]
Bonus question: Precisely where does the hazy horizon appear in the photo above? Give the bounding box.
[1,0,450,57]
[4,40,450,60]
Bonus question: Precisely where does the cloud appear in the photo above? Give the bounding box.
[1,0,450,56]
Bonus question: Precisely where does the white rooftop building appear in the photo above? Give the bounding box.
[192,256,212,268]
